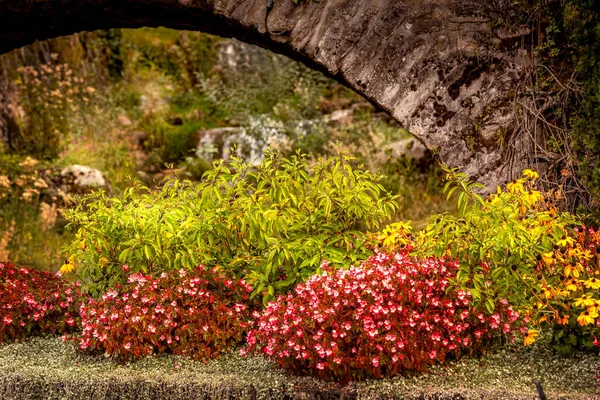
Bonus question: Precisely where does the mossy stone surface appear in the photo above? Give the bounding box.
[0,337,599,399]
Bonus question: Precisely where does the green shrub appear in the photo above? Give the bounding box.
[62,149,397,301]
[376,168,600,352]
[410,168,579,320]
[121,28,220,91]
[113,88,141,112]
[140,119,203,167]
[167,92,228,125]
[179,156,212,180]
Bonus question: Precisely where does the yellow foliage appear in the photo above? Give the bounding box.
[524,329,539,346]
[564,263,583,278]
[542,252,554,266]
[577,308,598,326]
[522,190,542,206]
[557,236,575,247]
[583,277,600,289]
[377,221,412,251]
[522,169,539,180]
[60,261,77,274]
[564,278,579,292]
[506,180,525,194]
[574,295,596,308]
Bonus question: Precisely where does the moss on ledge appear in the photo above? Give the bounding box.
[0,337,599,400]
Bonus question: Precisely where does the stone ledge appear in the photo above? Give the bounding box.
[0,337,598,400]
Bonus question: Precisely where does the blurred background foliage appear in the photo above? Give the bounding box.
[0,27,450,272]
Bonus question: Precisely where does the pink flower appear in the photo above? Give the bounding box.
[372,357,380,368]
[2,316,12,325]
[148,324,156,333]
[124,342,132,350]
[520,326,527,334]
[490,314,501,328]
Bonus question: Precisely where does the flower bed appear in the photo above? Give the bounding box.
[0,262,82,344]
[246,252,520,381]
[71,266,253,362]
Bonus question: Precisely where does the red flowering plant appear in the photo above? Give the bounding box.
[245,252,520,381]
[70,265,254,362]
[0,262,82,344]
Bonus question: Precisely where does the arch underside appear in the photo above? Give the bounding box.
[0,0,530,188]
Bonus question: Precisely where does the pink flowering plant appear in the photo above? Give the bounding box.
[245,252,520,381]
[70,265,253,362]
[0,262,82,344]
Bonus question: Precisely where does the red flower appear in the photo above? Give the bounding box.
[69,265,253,363]
[0,262,83,344]
[246,252,518,381]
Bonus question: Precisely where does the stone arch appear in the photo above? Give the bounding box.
[0,0,530,188]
